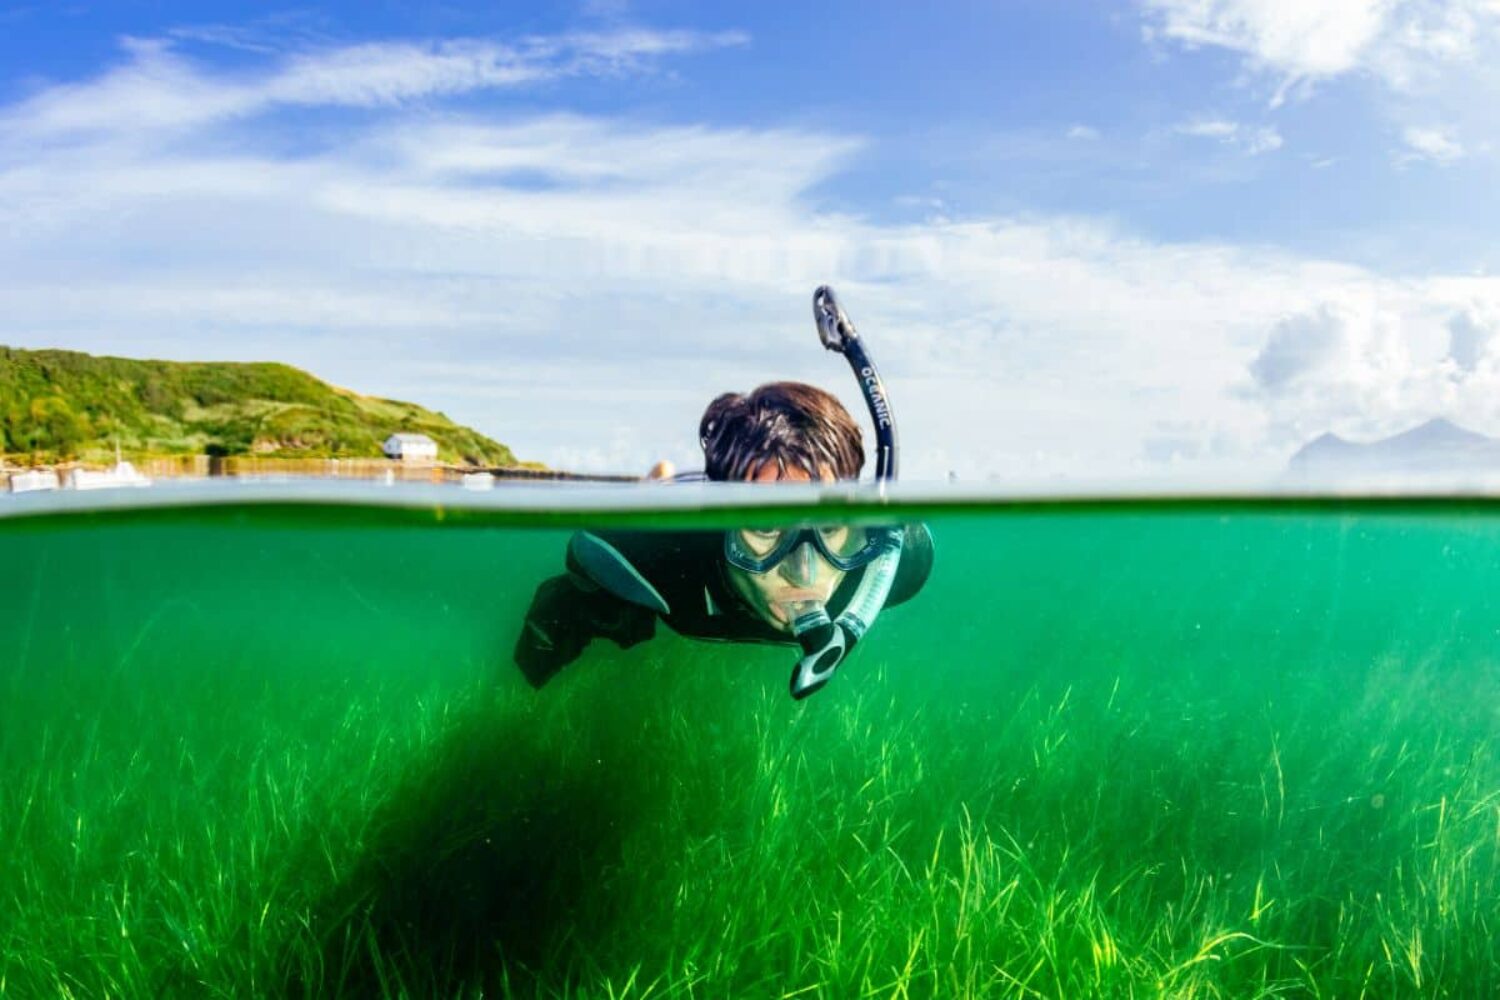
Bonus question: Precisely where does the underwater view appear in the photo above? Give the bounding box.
[3,486,1498,998]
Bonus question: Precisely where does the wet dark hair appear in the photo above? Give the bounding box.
[699,381,865,482]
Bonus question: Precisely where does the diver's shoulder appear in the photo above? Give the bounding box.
[887,522,934,607]
[564,528,719,604]
[573,527,719,566]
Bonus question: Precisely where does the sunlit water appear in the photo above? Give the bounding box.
[2,482,1497,997]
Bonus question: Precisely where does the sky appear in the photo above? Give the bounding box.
[3,0,1500,481]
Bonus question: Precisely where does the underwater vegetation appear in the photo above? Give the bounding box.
[1,502,1497,997]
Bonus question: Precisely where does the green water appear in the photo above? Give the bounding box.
[2,498,1498,997]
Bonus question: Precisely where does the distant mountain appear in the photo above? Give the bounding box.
[0,346,521,466]
[1288,418,1500,477]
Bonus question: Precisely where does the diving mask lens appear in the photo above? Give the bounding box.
[816,525,864,562]
[738,527,786,558]
[726,524,885,573]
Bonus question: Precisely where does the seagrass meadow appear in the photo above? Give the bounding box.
[2,492,1498,998]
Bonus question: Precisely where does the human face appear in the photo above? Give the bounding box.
[726,463,846,632]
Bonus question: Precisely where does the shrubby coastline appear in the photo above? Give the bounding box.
[0,346,522,468]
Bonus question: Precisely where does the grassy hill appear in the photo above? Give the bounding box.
[0,346,521,466]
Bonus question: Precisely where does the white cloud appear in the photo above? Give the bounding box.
[1066,124,1100,140]
[1447,302,1500,371]
[166,23,288,55]
[1142,0,1390,81]
[1250,304,1364,393]
[1377,0,1497,83]
[1399,124,1464,161]
[1248,297,1417,397]
[5,29,1500,480]
[1242,126,1285,154]
[1177,119,1238,139]
[0,28,746,138]
[1244,286,1500,449]
[1141,0,1500,98]
[1176,117,1284,153]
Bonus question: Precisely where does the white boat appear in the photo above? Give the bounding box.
[7,469,60,493]
[69,461,153,491]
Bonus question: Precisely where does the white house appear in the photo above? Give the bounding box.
[8,469,60,493]
[382,433,439,463]
[69,461,151,491]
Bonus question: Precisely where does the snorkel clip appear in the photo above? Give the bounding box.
[814,286,858,353]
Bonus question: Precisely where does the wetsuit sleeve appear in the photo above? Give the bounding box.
[885,522,935,608]
[513,569,657,689]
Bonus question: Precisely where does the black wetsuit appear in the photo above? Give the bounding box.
[514,524,935,688]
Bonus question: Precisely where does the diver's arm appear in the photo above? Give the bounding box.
[513,571,656,689]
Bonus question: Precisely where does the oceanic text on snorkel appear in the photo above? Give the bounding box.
[861,368,891,428]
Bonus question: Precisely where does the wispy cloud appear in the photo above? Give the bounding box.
[1175,117,1283,154]
[1142,0,1388,82]
[1140,0,1500,102]
[1,28,748,138]
[1399,124,1464,163]
[164,12,336,55]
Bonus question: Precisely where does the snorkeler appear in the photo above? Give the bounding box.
[513,288,932,699]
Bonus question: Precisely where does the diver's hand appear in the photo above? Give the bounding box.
[513,575,657,689]
[514,577,588,688]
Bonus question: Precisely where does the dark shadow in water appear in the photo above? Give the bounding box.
[280,693,650,998]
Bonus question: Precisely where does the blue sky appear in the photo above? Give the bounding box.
[3,1,1500,479]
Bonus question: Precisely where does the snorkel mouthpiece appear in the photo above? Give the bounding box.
[789,603,850,700]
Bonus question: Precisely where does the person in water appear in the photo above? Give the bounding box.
[513,381,934,694]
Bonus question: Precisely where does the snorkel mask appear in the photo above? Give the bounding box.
[775,287,905,700]
[725,524,900,575]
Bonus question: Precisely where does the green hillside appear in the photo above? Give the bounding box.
[0,346,521,466]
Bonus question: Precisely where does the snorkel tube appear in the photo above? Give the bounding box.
[788,287,906,699]
[814,286,898,480]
